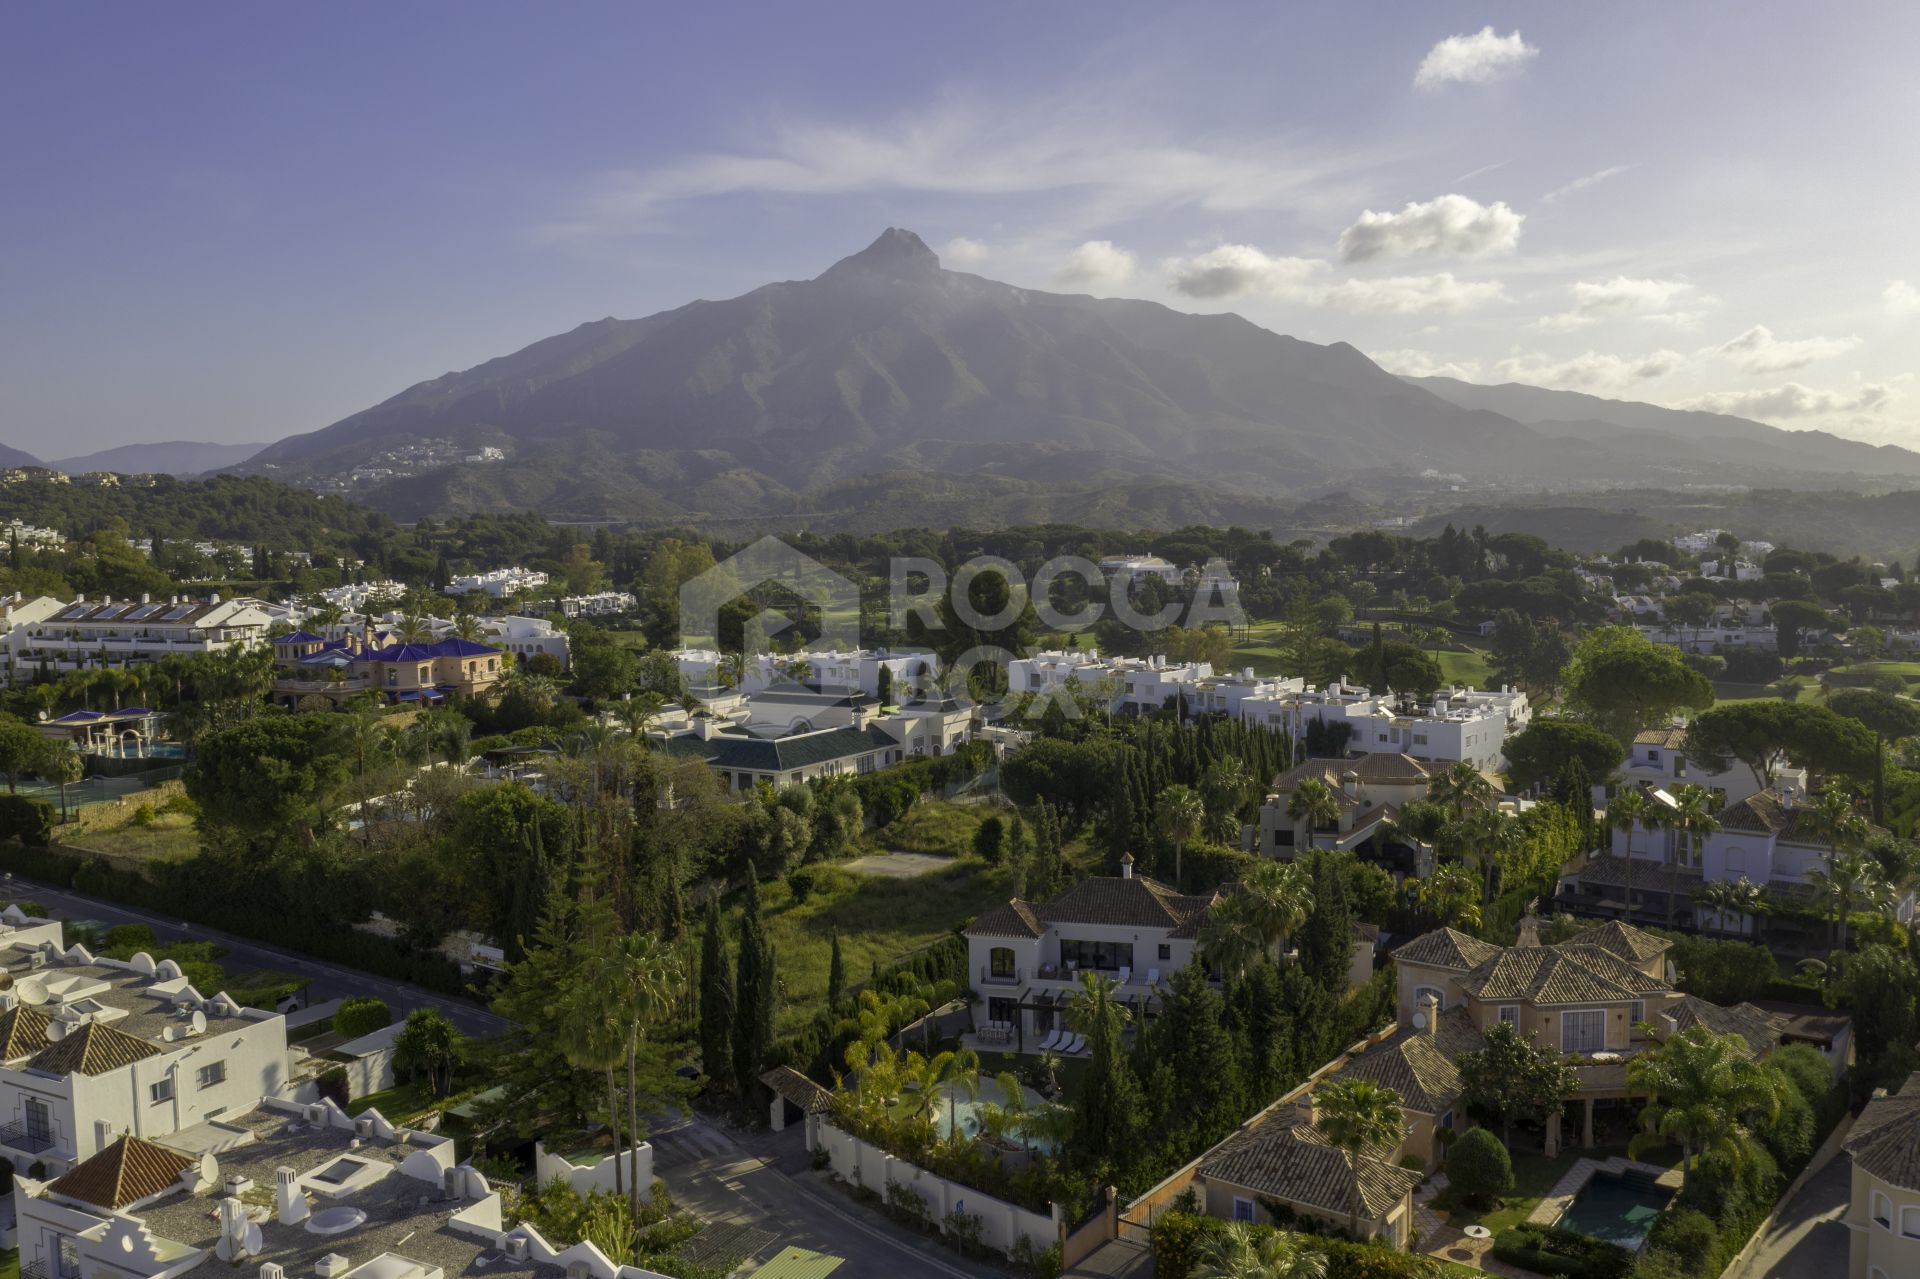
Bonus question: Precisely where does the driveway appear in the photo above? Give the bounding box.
[650,1115,1005,1279]
[2,873,509,1036]
[1727,1153,1851,1279]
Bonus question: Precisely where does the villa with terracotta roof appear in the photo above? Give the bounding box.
[1251,753,1436,869]
[1558,786,1915,937]
[0,909,291,1179]
[12,1095,678,1279]
[965,858,1224,1052]
[1845,1072,1920,1279]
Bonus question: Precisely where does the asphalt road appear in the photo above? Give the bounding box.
[1727,1153,1851,1279]
[2,872,511,1037]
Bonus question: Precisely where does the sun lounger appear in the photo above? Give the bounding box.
[1037,1029,1062,1051]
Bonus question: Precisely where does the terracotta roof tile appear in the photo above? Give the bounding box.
[1847,1072,1920,1192]
[48,1135,193,1209]
[0,1004,51,1061]
[27,1020,163,1077]
[1569,920,1672,964]
[1391,927,1502,971]
[1200,1123,1422,1220]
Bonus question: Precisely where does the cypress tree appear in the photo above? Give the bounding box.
[1297,853,1355,995]
[826,932,846,1013]
[733,880,772,1103]
[698,898,734,1092]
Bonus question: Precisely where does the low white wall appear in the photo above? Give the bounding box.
[536,1139,654,1199]
[817,1121,1055,1257]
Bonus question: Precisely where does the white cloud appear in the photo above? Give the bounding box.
[1713,325,1858,374]
[1540,165,1630,205]
[1054,240,1137,291]
[1163,244,1324,299]
[1368,348,1486,381]
[1322,273,1507,314]
[1492,348,1689,392]
[1534,276,1698,331]
[1163,245,1503,313]
[1886,280,1920,318]
[1338,194,1523,261]
[942,236,990,266]
[1677,382,1896,420]
[1414,27,1539,90]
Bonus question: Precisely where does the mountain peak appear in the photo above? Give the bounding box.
[820,227,940,280]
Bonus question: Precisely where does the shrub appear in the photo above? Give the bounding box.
[785,867,817,904]
[316,1067,350,1109]
[972,815,1006,863]
[333,997,393,1040]
[103,923,159,953]
[0,795,55,847]
[1643,1207,1717,1275]
[1762,1077,1816,1172]
[127,803,157,828]
[1447,1127,1514,1207]
[1492,1223,1634,1279]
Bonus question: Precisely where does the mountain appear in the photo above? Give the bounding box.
[243,230,1917,525]
[0,443,42,468]
[1404,376,1920,480]
[50,440,266,477]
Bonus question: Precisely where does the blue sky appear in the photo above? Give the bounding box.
[5,2,1918,458]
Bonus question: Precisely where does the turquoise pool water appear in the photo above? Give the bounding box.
[1556,1170,1673,1249]
[933,1080,1059,1154]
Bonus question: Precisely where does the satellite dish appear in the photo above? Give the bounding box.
[1410,1011,1428,1029]
[199,1153,219,1185]
[190,1010,207,1035]
[17,976,47,1005]
[243,1223,264,1254]
[45,1021,66,1042]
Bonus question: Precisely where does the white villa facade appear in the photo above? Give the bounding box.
[1604,726,1807,807]
[1847,1074,1920,1279]
[1239,682,1531,773]
[444,568,550,599]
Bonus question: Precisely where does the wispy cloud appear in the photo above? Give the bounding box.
[1414,27,1539,90]
[1886,280,1920,319]
[1540,165,1631,205]
[1163,243,1505,313]
[535,96,1390,242]
[1677,381,1896,419]
[1533,276,1701,331]
[1713,325,1859,374]
[1054,240,1136,292]
[942,236,991,266]
[1368,348,1486,381]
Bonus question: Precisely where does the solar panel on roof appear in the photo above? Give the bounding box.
[125,605,162,620]
[92,605,127,620]
[159,606,195,621]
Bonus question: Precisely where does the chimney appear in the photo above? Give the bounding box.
[1342,770,1360,800]
[275,1166,309,1225]
[1120,852,1135,880]
[94,1119,114,1151]
[1516,915,1542,948]
[1418,991,1440,1035]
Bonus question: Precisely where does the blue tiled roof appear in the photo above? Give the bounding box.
[276,630,325,644]
[362,638,500,662]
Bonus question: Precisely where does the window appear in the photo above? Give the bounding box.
[56,1234,79,1279]
[150,1077,174,1103]
[1413,733,1428,745]
[986,996,1017,1026]
[1413,986,1446,1012]
[24,1097,51,1145]
[1873,1191,1892,1229]
[989,947,1016,979]
[1232,1197,1256,1223]
[1060,939,1134,973]
[1631,1001,1646,1025]
[196,1061,227,1089]
[1439,1110,1456,1131]
[1562,1009,1606,1053]
[1158,944,1171,961]
[1498,1005,1520,1026]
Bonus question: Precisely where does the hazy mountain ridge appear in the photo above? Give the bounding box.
[0,444,42,469]
[50,440,267,477]
[237,229,1920,524]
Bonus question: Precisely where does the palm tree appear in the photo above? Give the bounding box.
[1198,895,1267,984]
[596,932,682,1225]
[1807,849,1889,953]
[393,611,435,644]
[1202,757,1257,839]
[1065,970,1131,1047]
[1455,807,1521,906]
[1692,877,1765,936]
[1237,859,1315,957]
[1606,789,1650,926]
[1194,1223,1329,1279]
[50,748,83,822]
[1804,789,1869,887]
[1314,1077,1405,1238]
[452,612,484,642]
[1285,777,1340,853]
[1430,760,1494,818]
[1667,784,1721,926]
[612,693,664,746]
[1415,861,1482,931]
[1155,784,1205,887]
[1627,1025,1787,1188]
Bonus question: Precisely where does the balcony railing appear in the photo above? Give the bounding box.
[0,1119,56,1153]
[21,1256,51,1279]
[978,964,1023,986]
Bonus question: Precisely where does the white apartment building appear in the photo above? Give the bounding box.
[0,913,291,1178]
[4,521,65,550]
[1638,622,1778,653]
[478,615,571,668]
[2,595,274,676]
[1098,554,1182,586]
[1239,682,1530,773]
[444,568,549,599]
[671,647,935,699]
[314,581,407,611]
[1005,649,1226,715]
[1700,557,1766,582]
[558,591,636,617]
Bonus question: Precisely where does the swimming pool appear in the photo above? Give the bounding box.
[1555,1169,1673,1250]
[933,1079,1059,1154]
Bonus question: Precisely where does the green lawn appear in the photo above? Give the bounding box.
[1436,648,1494,688]
[1440,1148,1577,1234]
[755,852,1017,1033]
[350,1078,437,1118]
[1712,679,1802,703]
[0,1249,17,1279]
[1828,660,1920,682]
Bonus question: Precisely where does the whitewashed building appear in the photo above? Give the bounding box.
[1,595,273,675]
[1239,682,1530,773]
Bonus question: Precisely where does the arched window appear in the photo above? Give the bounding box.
[1413,986,1446,1012]
[1872,1190,1892,1229]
